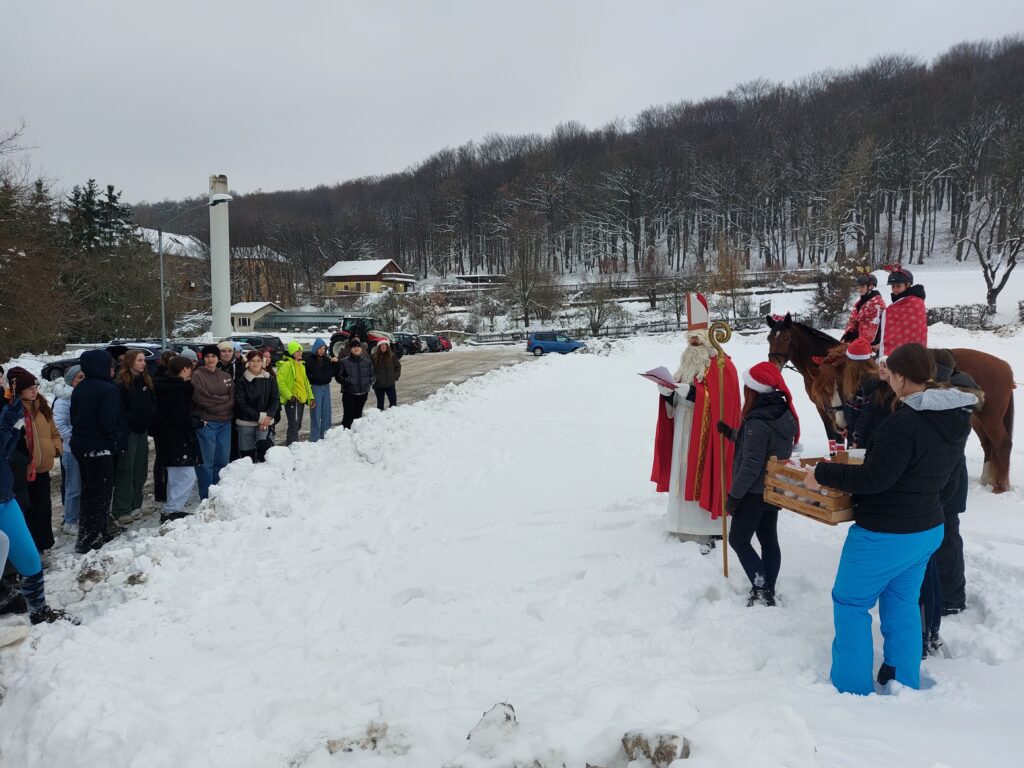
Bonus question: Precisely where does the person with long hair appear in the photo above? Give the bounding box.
[0,393,78,624]
[840,339,880,448]
[111,349,155,524]
[370,339,401,411]
[6,368,62,556]
[52,365,84,536]
[718,362,800,606]
[154,356,202,522]
[804,343,976,695]
[236,351,280,462]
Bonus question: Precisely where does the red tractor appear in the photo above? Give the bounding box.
[329,317,398,357]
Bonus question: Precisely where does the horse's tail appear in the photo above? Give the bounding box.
[1004,391,1015,441]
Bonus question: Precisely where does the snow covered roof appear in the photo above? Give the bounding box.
[324,259,403,278]
[137,227,207,260]
[232,245,289,263]
[230,301,284,314]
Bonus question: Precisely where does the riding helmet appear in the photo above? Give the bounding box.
[886,268,913,285]
[855,274,877,287]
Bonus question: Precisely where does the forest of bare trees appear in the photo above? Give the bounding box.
[135,38,1024,311]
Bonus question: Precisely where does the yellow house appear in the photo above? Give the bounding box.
[323,259,416,295]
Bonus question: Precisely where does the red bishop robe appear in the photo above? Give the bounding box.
[651,355,741,520]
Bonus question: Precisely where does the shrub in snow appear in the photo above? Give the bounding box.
[620,729,690,766]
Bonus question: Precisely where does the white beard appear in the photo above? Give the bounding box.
[674,336,714,384]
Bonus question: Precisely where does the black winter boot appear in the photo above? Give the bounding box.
[762,589,777,607]
[877,663,896,686]
[746,587,765,607]
[29,606,81,625]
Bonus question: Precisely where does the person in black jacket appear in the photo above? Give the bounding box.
[70,349,122,554]
[111,349,155,524]
[235,351,280,462]
[154,356,202,521]
[804,343,976,695]
[151,351,176,504]
[336,338,375,429]
[719,362,800,607]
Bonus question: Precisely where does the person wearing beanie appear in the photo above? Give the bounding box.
[218,340,245,381]
[876,265,927,357]
[336,337,375,429]
[191,344,235,499]
[842,273,886,345]
[70,349,122,554]
[716,361,800,607]
[7,367,62,556]
[805,343,976,695]
[840,339,881,449]
[370,339,401,412]
[275,341,313,445]
[304,338,338,442]
[0,394,79,624]
[181,347,199,367]
[52,364,85,536]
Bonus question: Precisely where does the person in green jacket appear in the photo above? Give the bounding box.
[275,341,313,445]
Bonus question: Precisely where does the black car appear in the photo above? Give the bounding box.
[41,342,162,382]
[231,334,286,362]
[420,334,443,352]
[392,332,422,355]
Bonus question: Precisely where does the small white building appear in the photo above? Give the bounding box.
[230,301,285,332]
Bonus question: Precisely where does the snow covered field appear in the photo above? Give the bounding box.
[1,309,1023,766]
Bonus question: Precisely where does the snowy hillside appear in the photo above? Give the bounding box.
[0,325,1022,767]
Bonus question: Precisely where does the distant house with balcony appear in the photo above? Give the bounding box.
[323,259,416,295]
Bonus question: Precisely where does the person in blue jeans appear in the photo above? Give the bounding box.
[52,365,84,535]
[804,343,976,695]
[190,344,235,499]
[304,338,338,442]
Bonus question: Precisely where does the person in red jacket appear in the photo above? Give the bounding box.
[842,274,886,345]
[877,266,927,357]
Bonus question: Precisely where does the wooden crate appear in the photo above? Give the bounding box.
[763,454,858,526]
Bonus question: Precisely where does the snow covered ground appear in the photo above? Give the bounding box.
[0,320,1021,767]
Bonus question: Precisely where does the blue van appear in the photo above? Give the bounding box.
[526,331,586,356]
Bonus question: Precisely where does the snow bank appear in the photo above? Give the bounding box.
[0,325,1021,767]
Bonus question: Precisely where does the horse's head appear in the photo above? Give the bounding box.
[765,313,794,368]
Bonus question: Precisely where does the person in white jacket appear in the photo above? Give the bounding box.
[52,365,84,535]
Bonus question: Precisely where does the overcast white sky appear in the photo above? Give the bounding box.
[3,0,1021,204]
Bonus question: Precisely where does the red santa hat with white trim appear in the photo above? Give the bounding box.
[845,338,873,360]
[742,361,801,444]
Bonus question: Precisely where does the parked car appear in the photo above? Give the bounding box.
[435,334,453,351]
[526,331,586,356]
[419,335,443,353]
[392,332,422,355]
[231,334,287,362]
[41,342,162,382]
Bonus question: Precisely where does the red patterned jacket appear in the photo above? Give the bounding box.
[842,290,886,344]
[878,284,927,357]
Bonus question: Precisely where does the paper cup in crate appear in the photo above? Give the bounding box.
[763,456,854,525]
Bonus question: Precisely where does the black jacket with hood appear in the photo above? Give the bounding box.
[728,391,799,500]
[70,349,122,457]
[154,376,202,467]
[815,387,976,533]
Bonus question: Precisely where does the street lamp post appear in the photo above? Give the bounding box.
[156,195,232,351]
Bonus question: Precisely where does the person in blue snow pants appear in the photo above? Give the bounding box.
[804,344,976,695]
[831,523,943,694]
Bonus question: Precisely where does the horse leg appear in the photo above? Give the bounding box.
[993,396,1014,494]
[975,418,995,487]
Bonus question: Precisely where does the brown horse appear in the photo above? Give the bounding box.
[765,313,1015,493]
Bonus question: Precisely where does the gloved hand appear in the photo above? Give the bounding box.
[657,385,675,398]
[725,495,741,514]
[716,420,736,441]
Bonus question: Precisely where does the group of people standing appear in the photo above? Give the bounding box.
[0,333,403,629]
[653,279,977,697]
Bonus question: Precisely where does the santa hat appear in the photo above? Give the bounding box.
[742,361,801,444]
[846,338,873,360]
[686,292,709,331]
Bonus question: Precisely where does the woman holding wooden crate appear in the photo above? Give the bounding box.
[718,362,800,607]
[803,343,976,695]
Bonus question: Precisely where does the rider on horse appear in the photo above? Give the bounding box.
[841,273,886,345]
[876,265,927,357]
